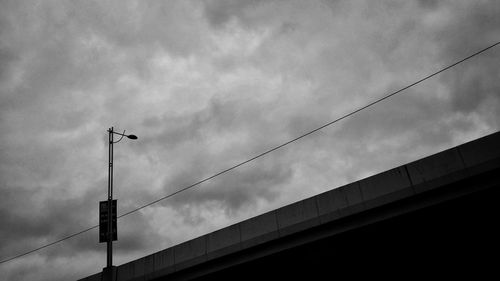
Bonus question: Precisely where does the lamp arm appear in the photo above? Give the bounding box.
[113,130,126,144]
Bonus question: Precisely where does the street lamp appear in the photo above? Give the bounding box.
[101,126,138,280]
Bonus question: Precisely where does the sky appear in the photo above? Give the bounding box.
[0,0,499,280]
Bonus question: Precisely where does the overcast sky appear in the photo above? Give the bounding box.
[0,0,499,280]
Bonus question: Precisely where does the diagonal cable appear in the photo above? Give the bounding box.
[1,40,499,265]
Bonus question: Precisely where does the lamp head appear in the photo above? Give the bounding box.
[127,134,138,140]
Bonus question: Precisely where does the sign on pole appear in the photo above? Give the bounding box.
[99,200,117,243]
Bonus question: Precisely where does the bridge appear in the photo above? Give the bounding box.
[79,131,500,280]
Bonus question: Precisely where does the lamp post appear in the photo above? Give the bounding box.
[102,126,137,280]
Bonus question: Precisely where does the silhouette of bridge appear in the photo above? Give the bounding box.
[79,131,500,280]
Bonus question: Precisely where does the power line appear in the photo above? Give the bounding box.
[118,40,500,217]
[1,40,499,266]
[0,226,98,264]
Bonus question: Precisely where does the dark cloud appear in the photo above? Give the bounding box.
[137,95,289,159]
[164,156,293,219]
[0,182,102,255]
[0,48,17,84]
[1,1,500,281]
[435,1,500,115]
[203,0,266,28]
[67,1,208,57]
[133,93,299,220]
[416,0,439,9]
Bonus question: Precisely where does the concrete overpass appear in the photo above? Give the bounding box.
[79,131,500,280]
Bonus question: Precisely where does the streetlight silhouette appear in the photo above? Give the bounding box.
[101,126,137,280]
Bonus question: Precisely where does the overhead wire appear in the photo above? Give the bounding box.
[0,226,99,264]
[1,40,499,265]
[119,40,500,218]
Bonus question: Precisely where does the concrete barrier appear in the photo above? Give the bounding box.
[359,166,413,208]
[240,211,278,249]
[406,147,466,193]
[459,132,500,168]
[173,236,207,270]
[316,185,348,224]
[276,197,319,236]
[116,258,144,281]
[207,224,241,259]
[151,248,174,278]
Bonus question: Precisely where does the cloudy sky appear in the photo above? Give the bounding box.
[0,0,499,280]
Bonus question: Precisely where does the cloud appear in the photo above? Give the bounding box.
[1,1,500,281]
[0,181,102,254]
[164,155,293,216]
[203,0,267,28]
[434,1,500,114]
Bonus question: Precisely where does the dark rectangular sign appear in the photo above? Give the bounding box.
[99,200,117,243]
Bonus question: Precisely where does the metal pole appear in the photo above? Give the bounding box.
[107,127,113,269]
